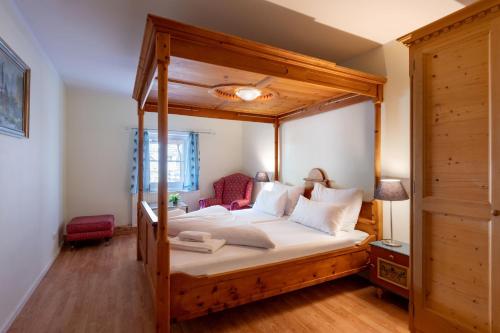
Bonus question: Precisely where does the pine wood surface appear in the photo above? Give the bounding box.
[403,2,500,332]
[8,234,408,333]
[133,15,385,119]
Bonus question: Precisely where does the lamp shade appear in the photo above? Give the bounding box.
[255,171,270,182]
[374,179,409,201]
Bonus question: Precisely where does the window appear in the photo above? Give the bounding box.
[148,132,190,191]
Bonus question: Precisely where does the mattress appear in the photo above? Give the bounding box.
[170,209,369,276]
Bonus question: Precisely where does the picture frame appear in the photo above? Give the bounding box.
[0,36,30,138]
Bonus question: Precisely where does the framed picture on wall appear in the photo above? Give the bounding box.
[0,36,30,138]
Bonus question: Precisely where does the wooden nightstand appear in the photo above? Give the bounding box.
[369,240,409,299]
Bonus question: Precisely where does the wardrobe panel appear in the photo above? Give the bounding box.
[422,33,489,202]
[423,212,490,333]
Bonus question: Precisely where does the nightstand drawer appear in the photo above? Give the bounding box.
[370,245,409,267]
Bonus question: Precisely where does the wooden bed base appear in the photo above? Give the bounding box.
[138,199,381,322]
[170,238,373,321]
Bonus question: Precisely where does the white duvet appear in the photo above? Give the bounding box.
[168,206,276,249]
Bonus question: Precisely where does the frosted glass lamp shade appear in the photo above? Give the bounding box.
[235,87,262,101]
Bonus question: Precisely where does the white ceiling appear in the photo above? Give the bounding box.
[266,0,464,44]
[12,0,466,96]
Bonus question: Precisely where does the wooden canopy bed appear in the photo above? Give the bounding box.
[132,14,386,332]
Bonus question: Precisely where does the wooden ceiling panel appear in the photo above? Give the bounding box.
[168,82,220,109]
[266,78,348,114]
[269,78,344,100]
[169,57,267,88]
[216,99,286,115]
[146,59,357,116]
[214,77,350,115]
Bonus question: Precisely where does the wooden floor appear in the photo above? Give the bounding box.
[9,234,409,333]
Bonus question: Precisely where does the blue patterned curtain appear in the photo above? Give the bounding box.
[130,130,151,194]
[183,132,200,191]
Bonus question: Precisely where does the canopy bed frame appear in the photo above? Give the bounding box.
[132,14,386,332]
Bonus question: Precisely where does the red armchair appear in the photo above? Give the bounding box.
[199,173,253,210]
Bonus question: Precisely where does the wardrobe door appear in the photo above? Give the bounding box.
[491,18,500,333]
[412,21,499,333]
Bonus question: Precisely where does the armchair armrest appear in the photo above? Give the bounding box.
[244,180,254,201]
[199,197,222,209]
[230,199,251,211]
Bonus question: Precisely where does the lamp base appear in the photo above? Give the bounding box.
[382,239,402,247]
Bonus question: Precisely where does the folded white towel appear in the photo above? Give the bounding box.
[170,237,225,253]
[178,230,212,242]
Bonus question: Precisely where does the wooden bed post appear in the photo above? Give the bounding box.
[274,118,280,181]
[156,32,171,333]
[137,105,145,261]
[373,100,383,240]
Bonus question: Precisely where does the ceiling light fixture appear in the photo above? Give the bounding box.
[208,85,276,102]
[235,87,262,102]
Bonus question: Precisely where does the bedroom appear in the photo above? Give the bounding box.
[1,0,499,332]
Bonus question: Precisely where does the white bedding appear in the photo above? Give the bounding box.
[168,208,279,248]
[170,209,369,276]
[230,208,285,224]
[172,207,282,224]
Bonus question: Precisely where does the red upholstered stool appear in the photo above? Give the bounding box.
[66,215,115,243]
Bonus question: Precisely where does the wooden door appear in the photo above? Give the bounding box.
[491,18,500,333]
[411,19,499,333]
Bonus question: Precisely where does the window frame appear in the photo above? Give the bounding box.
[148,131,190,192]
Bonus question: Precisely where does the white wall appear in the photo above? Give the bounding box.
[241,122,275,201]
[242,122,275,177]
[281,101,375,200]
[0,1,65,331]
[64,85,244,226]
[242,102,375,200]
[342,41,410,243]
[242,102,375,198]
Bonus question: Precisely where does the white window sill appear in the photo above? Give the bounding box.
[144,189,198,194]
[169,189,198,194]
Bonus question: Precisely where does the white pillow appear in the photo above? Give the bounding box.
[273,181,305,216]
[311,183,363,232]
[253,187,288,217]
[289,196,347,235]
[262,182,275,191]
[211,225,275,249]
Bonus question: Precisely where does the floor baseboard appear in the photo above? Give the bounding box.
[0,245,62,333]
[114,225,137,236]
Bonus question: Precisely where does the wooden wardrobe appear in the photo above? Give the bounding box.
[399,1,500,332]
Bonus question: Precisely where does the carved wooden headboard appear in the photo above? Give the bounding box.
[302,168,382,240]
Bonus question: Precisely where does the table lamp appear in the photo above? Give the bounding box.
[254,171,270,182]
[374,179,409,247]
